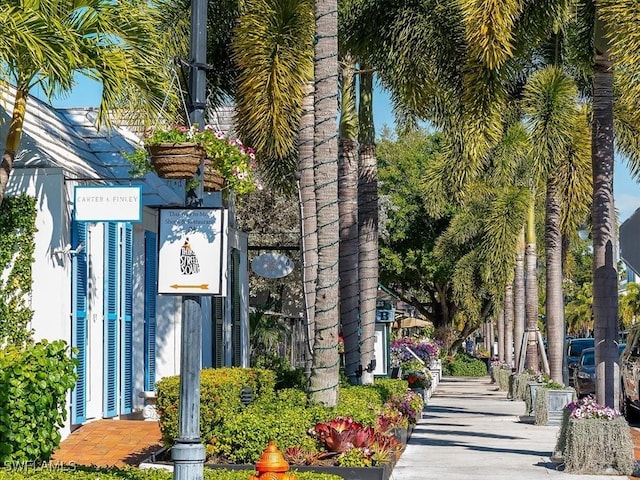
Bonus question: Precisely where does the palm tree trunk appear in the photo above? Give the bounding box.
[545,177,564,384]
[504,284,514,367]
[357,67,377,384]
[298,82,317,377]
[309,0,340,406]
[514,227,525,371]
[592,49,619,408]
[497,308,505,363]
[524,198,539,371]
[338,59,360,384]
[0,88,28,207]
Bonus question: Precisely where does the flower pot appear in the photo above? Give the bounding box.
[148,142,204,179]
[534,387,576,425]
[203,159,225,192]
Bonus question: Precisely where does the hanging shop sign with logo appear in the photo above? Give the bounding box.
[74,185,142,222]
[158,208,228,296]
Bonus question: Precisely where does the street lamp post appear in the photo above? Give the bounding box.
[172,0,207,478]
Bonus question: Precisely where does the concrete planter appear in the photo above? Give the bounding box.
[533,387,576,426]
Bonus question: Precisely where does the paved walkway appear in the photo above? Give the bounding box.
[393,376,636,480]
[52,419,162,467]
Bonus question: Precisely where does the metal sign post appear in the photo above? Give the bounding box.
[172,0,208,476]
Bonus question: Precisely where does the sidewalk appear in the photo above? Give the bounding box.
[52,420,162,467]
[392,376,635,480]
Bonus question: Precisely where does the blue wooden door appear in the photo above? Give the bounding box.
[71,220,88,424]
[144,231,158,392]
[121,223,133,414]
[103,222,119,418]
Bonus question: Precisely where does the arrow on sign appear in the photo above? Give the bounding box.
[170,284,210,290]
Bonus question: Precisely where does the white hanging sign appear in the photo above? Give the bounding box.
[158,208,227,295]
[74,186,142,222]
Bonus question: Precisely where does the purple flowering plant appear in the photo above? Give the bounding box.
[390,337,440,368]
[565,395,621,420]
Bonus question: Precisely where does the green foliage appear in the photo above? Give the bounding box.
[336,448,372,467]
[212,398,324,463]
[0,195,36,347]
[333,385,385,427]
[251,355,306,390]
[442,353,487,377]
[155,367,276,447]
[371,378,410,401]
[0,465,342,480]
[0,340,78,463]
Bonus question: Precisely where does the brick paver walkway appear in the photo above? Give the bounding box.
[52,420,162,467]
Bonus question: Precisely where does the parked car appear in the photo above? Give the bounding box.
[566,337,595,386]
[573,344,626,398]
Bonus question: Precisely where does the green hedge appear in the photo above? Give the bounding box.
[442,353,488,377]
[0,340,77,463]
[0,466,342,480]
[156,367,276,447]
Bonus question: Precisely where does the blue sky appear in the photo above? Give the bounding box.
[32,76,640,222]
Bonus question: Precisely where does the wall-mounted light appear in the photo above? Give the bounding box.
[53,242,85,257]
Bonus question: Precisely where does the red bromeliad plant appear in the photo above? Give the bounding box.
[309,417,376,453]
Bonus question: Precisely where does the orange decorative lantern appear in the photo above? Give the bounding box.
[249,441,297,480]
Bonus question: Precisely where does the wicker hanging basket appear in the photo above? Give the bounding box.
[203,159,226,192]
[148,142,204,179]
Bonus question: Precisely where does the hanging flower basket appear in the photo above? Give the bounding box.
[147,142,204,179]
[203,159,226,192]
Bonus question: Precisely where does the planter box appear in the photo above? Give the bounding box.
[524,382,544,416]
[555,415,635,475]
[533,388,576,426]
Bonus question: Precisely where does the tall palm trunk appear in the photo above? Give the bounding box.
[298,82,317,377]
[357,67,377,384]
[524,199,539,370]
[0,88,28,206]
[545,177,564,384]
[514,228,525,371]
[504,284,514,367]
[338,59,360,384]
[592,50,618,408]
[497,308,505,363]
[309,0,340,406]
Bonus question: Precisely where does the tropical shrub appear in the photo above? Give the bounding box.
[156,367,276,447]
[442,353,487,377]
[0,340,77,463]
[0,465,342,480]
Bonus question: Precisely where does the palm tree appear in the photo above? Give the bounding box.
[309,0,341,406]
[0,0,169,206]
[357,67,378,384]
[338,58,361,384]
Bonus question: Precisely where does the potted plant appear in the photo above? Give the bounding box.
[125,124,261,194]
[554,396,635,475]
[125,124,204,179]
[532,376,576,426]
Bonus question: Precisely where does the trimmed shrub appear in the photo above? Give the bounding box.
[0,340,77,463]
[372,378,411,401]
[210,399,325,463]
[156,367,276,447]
[333,385,386,426]
[442,353,488,377]
[0,465,342,480]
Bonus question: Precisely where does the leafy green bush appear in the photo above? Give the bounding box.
[0,465,342,480]
[211,398,325,463]
[371,378,409,400]
[333,385,385,426]
[156,367,276,447]
[442,353,487,377]
[252,355,307,390]
[0,340,77,463]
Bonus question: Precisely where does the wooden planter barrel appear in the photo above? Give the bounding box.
[148,142,204,179]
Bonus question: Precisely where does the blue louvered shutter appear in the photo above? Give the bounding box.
[104,222,119,418]
[72,220,88,424]
[231,249,242,366]
[144,231,158,392]
[121,224,133,414]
